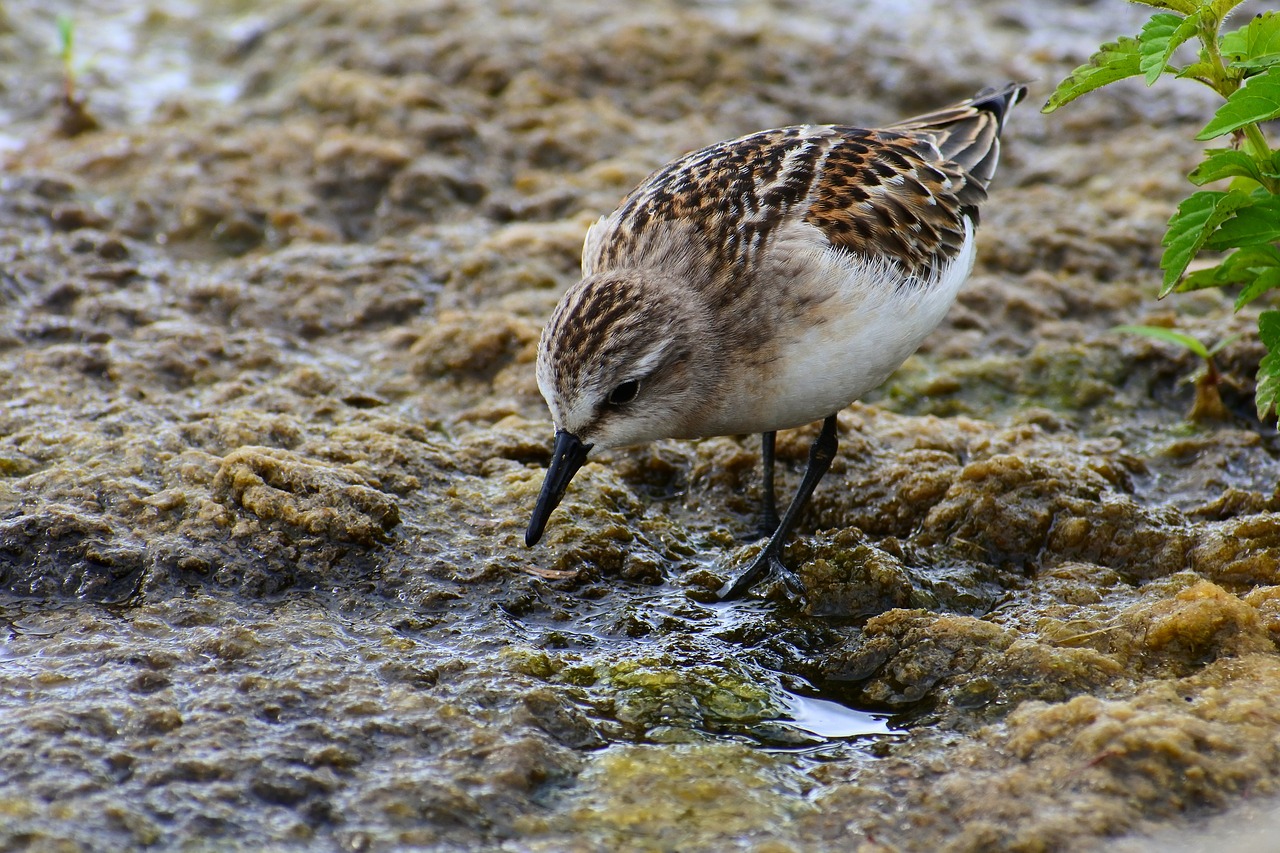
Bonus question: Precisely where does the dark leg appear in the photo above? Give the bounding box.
[717,414,838,601]
[756,430,780,538]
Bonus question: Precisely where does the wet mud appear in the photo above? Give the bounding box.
[2,0,1280,850]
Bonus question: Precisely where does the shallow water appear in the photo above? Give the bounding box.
[782,690,894,740]
[2,0,1280,850]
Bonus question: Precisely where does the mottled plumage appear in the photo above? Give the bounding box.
[526,84,1027,601]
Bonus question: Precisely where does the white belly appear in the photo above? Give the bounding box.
[700,218,976,436]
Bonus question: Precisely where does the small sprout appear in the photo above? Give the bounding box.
[1113,324,1242,421]
[53,14,98,137]
[57,14,76,103]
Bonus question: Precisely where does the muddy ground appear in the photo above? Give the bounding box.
[2,0,1280,850]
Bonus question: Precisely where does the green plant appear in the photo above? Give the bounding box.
[57,14,77,103]
[1043,2,1280,420]
[1113,323,1241,419]
[53,14,98,137]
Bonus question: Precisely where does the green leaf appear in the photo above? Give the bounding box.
[1179,266,1228,291]
[1140,13,1200,85]
[1179,245,1280,304]
[1209,244,1280,309]
[1232,53,1280,72]
[1221,11,1280,69]
[1234,267,1280,310]
[1188,148,1280,185]
[1160,189,1257,294]
[1197,65,1280,138]
[1255,310,1280,418]
[56,14,74,58]
[1113,324,1211,358]
[1217,244,1280,282]
[1043,37,1143,113]
[1209,0,1250,19]
[1177,59,1219,81]
[1205,195,1280,249]
[1206,332,1245,357]
[1126,0,1198,13]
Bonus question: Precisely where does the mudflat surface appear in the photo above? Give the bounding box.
[2,1,1280,850]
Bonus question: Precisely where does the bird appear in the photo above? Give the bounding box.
[523,83,1027,601]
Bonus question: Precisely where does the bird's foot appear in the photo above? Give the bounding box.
[770,556,808,609]
[717,547,765,600]
[716,546,807,605]
[717,415,834,604]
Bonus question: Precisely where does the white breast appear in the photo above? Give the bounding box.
[700,217,976,436]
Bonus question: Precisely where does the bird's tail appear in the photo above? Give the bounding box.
[889,83,1028,190]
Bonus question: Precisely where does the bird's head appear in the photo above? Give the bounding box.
[524,269,719,546]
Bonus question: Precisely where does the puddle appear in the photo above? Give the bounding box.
[781,690,894,740]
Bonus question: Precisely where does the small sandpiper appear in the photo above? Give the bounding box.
[524,83,1027,601]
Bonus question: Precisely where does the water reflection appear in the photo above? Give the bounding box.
[782,690,893,739]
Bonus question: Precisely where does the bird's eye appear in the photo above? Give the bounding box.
[607,379,640,405]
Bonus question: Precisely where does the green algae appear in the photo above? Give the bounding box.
[506,645,824,746]
[529,743,816,851]
[874,343,1142,425]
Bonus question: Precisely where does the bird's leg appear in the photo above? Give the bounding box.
[717,414,838,601]
[756,430,780,538]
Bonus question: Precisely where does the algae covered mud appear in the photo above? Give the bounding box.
[2,0,1280,850]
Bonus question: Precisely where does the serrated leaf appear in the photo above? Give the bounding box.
[1126,0,1198,13]
[1189,148,1280,187]
[1209,0,1250,18]
[1113,323,1211,357]
[1179,245,1280,300]
[1179,265,1228,291]
[1043,37,1143,113]
[1218,244,1280,282]
[1205,195,1280,249]
[1233,53,1280,72]
[1140,13,1200,85]
[1177,59,1219,80]
[1222,11,1280,68]
[1234,267,1280,310]
[1189,149,1268,184]
[1160,189,1257,294]
[1197,65,1280,138]
[1255,310,1280,418]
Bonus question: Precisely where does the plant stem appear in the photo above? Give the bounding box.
[1198,17,1274,184]
[1190,357,1229,421]
[1242,123,1273,162]
[1201,17,1234,95]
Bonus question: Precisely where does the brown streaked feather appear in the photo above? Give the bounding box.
[583,125,826,279]
[582,83,1027,288]
[887,84,1025,186]
[802,130,973,274]
[805,84,1026,274]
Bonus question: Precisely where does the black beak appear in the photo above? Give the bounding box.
[525,430,593,547]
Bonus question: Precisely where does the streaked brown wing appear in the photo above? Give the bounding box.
[586,84,1023,284]
[802,129,975,277]
[801,85,1024,277]
[583,126,827,278]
